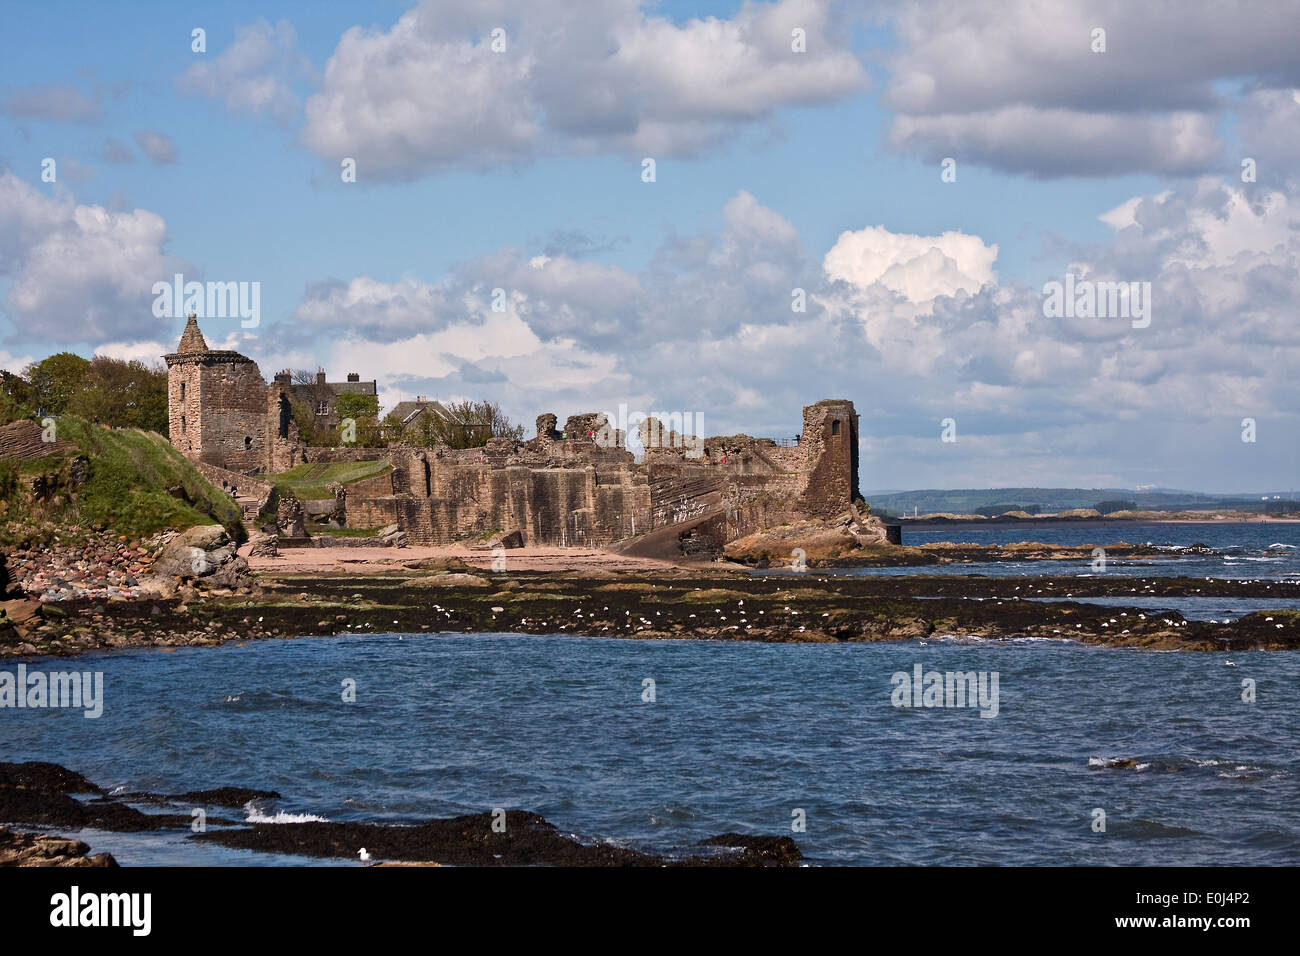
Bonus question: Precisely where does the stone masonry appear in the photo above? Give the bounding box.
[164,317,863,548]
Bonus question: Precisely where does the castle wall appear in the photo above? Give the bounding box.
[164,321,863,548]
[166,352,270,473]
[304,446,391,463]
[340,402,859,548]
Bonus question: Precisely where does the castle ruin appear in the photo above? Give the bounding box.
[164,317,862,551]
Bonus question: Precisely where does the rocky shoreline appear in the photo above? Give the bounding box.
[0,762,800,867]
[1,529,1298,657]
[2,558,1298,657]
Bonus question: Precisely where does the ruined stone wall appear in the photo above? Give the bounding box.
[313,401,859,548]
[797,400,860,518]
[345,471,396,499]
[166,352,271,473]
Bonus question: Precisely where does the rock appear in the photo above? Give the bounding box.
[724,509,892,565]
[410,572,490,588]
[277,494,308,539]
[489,530,524,549]
[140,524,253,592]
[248,530,279,558]
[0,599,39,625]
[0,826,117,867]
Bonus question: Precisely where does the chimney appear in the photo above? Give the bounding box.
[316,366,326,386]
[346,372,360,382]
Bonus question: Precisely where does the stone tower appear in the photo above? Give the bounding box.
[797,399,861,517]
[165,314,280,473]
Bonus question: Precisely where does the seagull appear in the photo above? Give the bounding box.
[358,847,372,862]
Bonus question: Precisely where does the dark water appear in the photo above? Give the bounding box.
[5,633,1298,866]
[888,521,1300,580]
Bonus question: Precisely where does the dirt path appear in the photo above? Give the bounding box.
[240,542,686,575]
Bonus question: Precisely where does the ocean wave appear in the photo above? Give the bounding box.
[1089,755,1282,777]
[243,801,329,824]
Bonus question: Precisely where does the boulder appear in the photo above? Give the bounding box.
[138,524,253,594]
[248,531,279,558]
[724,508,892,566]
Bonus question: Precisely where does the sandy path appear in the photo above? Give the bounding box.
[240,542,683,575]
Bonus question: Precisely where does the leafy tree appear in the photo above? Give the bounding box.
[0,371,34,424]
[1095,499,1137,514]
[397,400,524,449]
[290,399,322,445]
[334,392,379,422]
[68,357,168,432]
[25,353,93,415]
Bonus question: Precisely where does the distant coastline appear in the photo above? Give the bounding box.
[898,513,1300,528]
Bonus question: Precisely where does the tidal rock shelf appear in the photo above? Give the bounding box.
[0,762,801,868]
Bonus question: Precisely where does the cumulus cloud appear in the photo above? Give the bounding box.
[883,0,1300,177]
[299,0,867,178]
[178,19,313,122]
[2,83,100,123]
[275,183,1300,487]
[823,225,997,306]
[0,172,188,345]
[133,130,178,164]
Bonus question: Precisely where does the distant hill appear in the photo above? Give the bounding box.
[863,487,1290,519]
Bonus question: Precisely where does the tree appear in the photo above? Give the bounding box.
[67,357,168,432]
[25,353,93,415]
[1095,499,1137,514]
[333,392,383,446]
[0,370,34,425]
[290,399,322,445]
[334,392,379,422]
[401,400,524,449]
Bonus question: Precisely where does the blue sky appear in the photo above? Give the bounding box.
[1,0,1297,492]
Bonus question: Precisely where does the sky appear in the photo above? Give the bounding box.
[0,0,1297,493]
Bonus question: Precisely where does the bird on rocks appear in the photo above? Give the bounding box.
[359,847,372,862]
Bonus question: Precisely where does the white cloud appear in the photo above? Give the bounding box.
[299,0,866,178]
[823,225,997,305]
[883,0,1300,177]
[0,172,186,344]
[179,19,313,122]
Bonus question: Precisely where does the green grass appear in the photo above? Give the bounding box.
[306,524,381,538]
[1,417,244,542]
[272,460,391,500]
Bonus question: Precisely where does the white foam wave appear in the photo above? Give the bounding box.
[243,801,328,824]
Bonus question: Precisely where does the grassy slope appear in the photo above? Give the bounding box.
[272,460,391,500]
[0,417,244,542]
